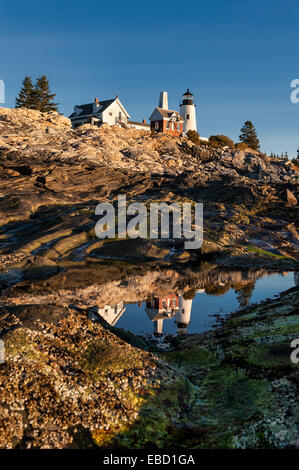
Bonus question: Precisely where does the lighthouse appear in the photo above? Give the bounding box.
[179,89,197,135]
[175,294,193,335]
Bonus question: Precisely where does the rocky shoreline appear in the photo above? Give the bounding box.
[0,107,298,270]
[0,271,297,448]
[0,107,298,448]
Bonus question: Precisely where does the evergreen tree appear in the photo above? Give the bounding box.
[285,151,289,160]
[239,121,260,150]
[34,75,58,112]
[297,147,299,159]
[15,76,36,109]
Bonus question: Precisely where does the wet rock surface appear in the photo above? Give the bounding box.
[161,284,299,449]
[0,266,297,448]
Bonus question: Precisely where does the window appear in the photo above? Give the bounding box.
[186,114,190,120]
[155,121,159,130]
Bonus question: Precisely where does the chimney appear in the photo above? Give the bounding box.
[93,97,101,113]
[142,119,146,124]
[158,91,168,110]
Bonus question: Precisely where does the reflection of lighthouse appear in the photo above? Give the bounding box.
[145,294,179,336]
[175,295,193,335]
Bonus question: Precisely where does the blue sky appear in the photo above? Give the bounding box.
[1,0,299,156]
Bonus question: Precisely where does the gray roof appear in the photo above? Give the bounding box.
[69,99,116,119]
[153,107,184,121]
[128,120,150,127]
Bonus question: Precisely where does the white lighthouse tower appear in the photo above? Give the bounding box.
[179,89,197,135]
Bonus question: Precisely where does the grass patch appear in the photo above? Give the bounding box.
[78,339,142,380]
[247,245,290,259]
[161,347,219,370]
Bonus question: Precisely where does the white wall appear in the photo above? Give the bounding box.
[98,302,125,326]
[180,103,197,134]
[102,99,130,126]
[175,295,193,325]
[127,122,150,131]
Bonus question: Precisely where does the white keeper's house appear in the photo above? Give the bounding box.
[69,96,150,131]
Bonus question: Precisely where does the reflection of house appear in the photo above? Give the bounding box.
[145,294,179,336]
[97,301,126,326]
[175,295,193,335]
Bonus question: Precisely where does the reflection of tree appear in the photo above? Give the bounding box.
[205,284,230,296]
[234,281,255,307]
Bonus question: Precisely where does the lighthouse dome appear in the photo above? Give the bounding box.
[182,89,194,105]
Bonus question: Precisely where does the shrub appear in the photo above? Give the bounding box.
[205,284,230,296]
[235,142,248,150]
[183,288,196,300]
[209,135,235,149]
[186,130,200,145]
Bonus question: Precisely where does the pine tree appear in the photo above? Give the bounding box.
[34,75,58,112]
[15,76,36,109]
[297,147,299,159]
[239,121,260,151]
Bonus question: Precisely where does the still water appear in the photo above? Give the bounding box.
[96,271,297,337]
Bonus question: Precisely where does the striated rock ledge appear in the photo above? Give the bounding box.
[0,106,298,270]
